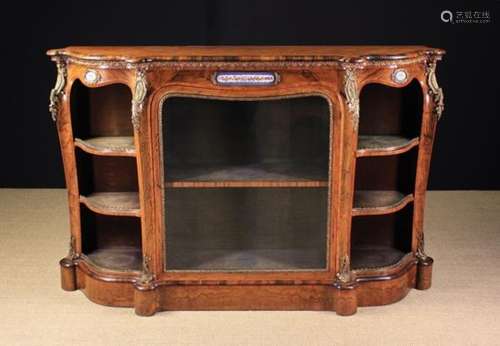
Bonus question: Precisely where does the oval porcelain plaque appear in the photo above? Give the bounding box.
[214,72,278,86]
[84,70,100,83]
[392,69,408,84]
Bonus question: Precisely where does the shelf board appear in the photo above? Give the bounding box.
[352,190,413,216]
[75,136,136,157]
[166,248,326,271]
[85,246,142,272]
[80,192,140,217]
[351,245,407,270]
[165,181,328,188]
[357,135,419,157]
[166,162,328,188]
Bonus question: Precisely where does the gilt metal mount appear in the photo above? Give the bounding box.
[49,59,67,122]
[426,60,444,120]
[343,67,360,129]
[131,69,148,131]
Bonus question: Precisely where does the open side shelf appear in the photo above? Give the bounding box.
[70,82,133,138]
[350,204,413,271]
[85,246,142,272]
[352,190,413,216]
[357,135,419,157]
[358,80,422,158]
[75,152,138,195]
[75,136,136,157]
[80,192,140,217]
[351,245,408,270]
[80,205,142,272]
[354,149,417,195]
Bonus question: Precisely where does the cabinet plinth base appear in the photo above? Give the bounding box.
[61,256,432,316]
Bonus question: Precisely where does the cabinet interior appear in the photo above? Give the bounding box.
[165,188,328,271]
[354,149,418,195]
[351,205,413,269]
[70,81,133,139]
[162,96,331,271]
[358,80,422,138]
[76,152,138,195]
[71,82,141,271]
[80,205,142,271]
[351,81,422,270]
[163,96,330,183]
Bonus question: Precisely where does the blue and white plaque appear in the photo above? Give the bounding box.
[214,72,279,86]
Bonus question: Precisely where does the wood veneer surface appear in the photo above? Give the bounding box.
[48,46,444,62]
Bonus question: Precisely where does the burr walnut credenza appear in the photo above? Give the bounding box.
[47,46,444,316]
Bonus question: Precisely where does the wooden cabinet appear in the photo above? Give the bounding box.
[48,46,444,315]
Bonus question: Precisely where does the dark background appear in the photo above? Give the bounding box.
[1,0,498,189]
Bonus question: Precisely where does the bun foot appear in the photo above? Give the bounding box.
[416,255,434,290]
[134,283,159,316]
[333,282,358,316]
[60,257,77,291]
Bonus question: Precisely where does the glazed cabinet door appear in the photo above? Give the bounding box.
[146,68,342,281]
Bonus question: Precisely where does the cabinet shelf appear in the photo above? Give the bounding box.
[80,192,140,217]
[357,135,419,157]
[166,180,328,188]
[166,161,328,188]
[75,136,136,157]
[86,245,142,272]
[166,248,325,271]
[351,245,408,270]
[352,191,413,216]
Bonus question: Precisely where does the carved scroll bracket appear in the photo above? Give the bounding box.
[49,59,67,122]
[342,67,360,130]
[336,255,353,283]
[416,233,428,261]
[140,255,154,284]
[425,59,444,120]
[131,68,148,131]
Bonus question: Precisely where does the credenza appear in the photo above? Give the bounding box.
[48,46,444,315]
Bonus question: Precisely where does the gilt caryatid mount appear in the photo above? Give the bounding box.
[48,46,444,316]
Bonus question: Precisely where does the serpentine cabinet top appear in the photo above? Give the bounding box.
[47,46,445,66]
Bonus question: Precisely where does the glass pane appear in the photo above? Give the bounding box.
[161,96,331,271]
[165,188,328,270]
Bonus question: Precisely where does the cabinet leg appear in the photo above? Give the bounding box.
[333,283,358,316]
[134,283,159,316]
[416,255,434,290]
[59,257,77,291]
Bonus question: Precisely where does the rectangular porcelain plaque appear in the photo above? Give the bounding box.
[213,72,278,86]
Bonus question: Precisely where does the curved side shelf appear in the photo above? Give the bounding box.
[352,191,413,216]
[357,135,419,157]
[81,246,143,273]
[76,255,142,279]
[351,245,409,271]
[75,136,136,157]
[352,252,415,278]
[80,192,141,217]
